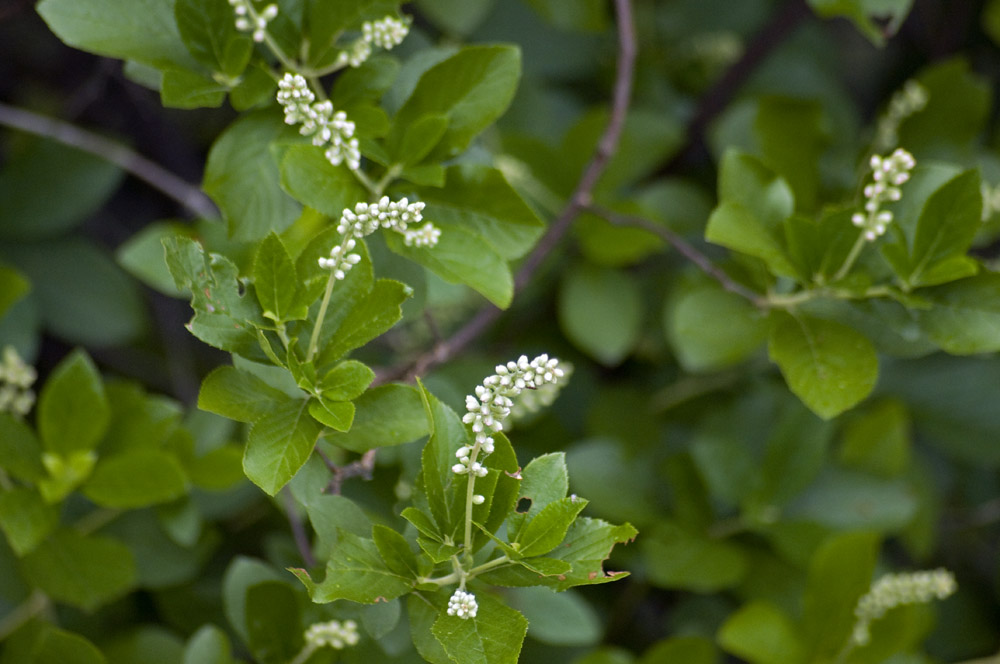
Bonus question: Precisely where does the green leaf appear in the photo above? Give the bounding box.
[390,45,522,161]
[175,0,251,77]
[783,209,859,284]
[484,517,635,591]
[198,366,288,423]
[768,313,878,419]
[372,524,420,579]
[222,557,287,644]
[332,55,399,107]
[161,68,227,109]
[706,203,797,278]
[116,222,192,297]
[38,349,109,455]
[431,591,528,664]
[507,587,601,646]
[915,273,1000,354]
[38,0,198,69]
[642,521,747,592]
[707,150,796,276]
[882,170,982,288]
[184,625,234,664]
[746,401,833,512]
[839,399,911,477]
[163,236,265,355]
[319,360,375,401]
[0,487,58,556]
[385,225,512,307]
[307,398,354,431]
[559,263,643,366]
[204,112,301,241]
[412,0,496,36]
[806,0,913,45]
[754,96,828,212]
[254,233,306,323]
[316,279,411,364]
[785,467,917,530]
[37,450,97,504]
[231,63,277,110]
[417,165,544,260]
[801,531,880,660]
[515,496,588,557]
[244,399,322,495]
[1,238,147,347]
[718,601,806,664]
[82,450,188,508]
[522,0,608,31]
[0,264,30,319]
[303,0,397,68]
[639,636,716,664]
[666,282,767,372]
[0,138,122,241]
[325,383,429,453]
[279,144,367,218]
[20,529,137,611]
[23,625,108,664]
[0,413,46,482]
[292,530,413,603]
[245,581,303,664]
[415,382,467,539]
[397,113,449,165]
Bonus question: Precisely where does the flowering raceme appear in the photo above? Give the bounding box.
[852,148,916,241]
[276,73,360,171]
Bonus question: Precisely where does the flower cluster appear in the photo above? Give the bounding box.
[453,355,565,491]
[852,569,956,645]
[319,197,440,280]
[0,346,36,417]
[276,73,360,170]
[227,0,277,43]
[304,619,360,650]
[852,148,916,241]
[335,16,411,69]
[447,589,478,620]
[875,80,928,152]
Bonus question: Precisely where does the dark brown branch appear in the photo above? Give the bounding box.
[283,489,316,568]
[380,0,638,385]
[589,205,765,306]
[660,0,810,175]
[0,102,218,219]
[318,449,377,495]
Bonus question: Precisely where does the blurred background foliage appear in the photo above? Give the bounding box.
[4,0,1000,662]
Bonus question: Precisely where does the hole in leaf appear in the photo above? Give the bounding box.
[515,497,532,513]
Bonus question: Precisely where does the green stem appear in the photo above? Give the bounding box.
[373,164,402,198]
[306,269,338,363]
[352,168,378,196]
[467,555,510,577]
[288,642,318,664]
[832,231,868,282]
[463,445,480,566]
[306,75,328,102]
[0,590,49,641]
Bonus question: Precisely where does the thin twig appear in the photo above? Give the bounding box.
[381,0,638,384]
[660,0,810,175]
[317,449,377,495]
[590,205,765,306]
[283,489,316,568]
[0,102,217,219]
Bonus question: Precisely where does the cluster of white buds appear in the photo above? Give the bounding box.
[227,0,277,43]
[509,363,573,422]
[0,346,36,418]
[447,589,478,620]
[276,73,360,170]
[453,355,565,484]
[875,80,928,152]
[304,619,360,650]
[852,148,916,241]
[334,15,411,69]
[319,197,440,280]
[851,569,956,645]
